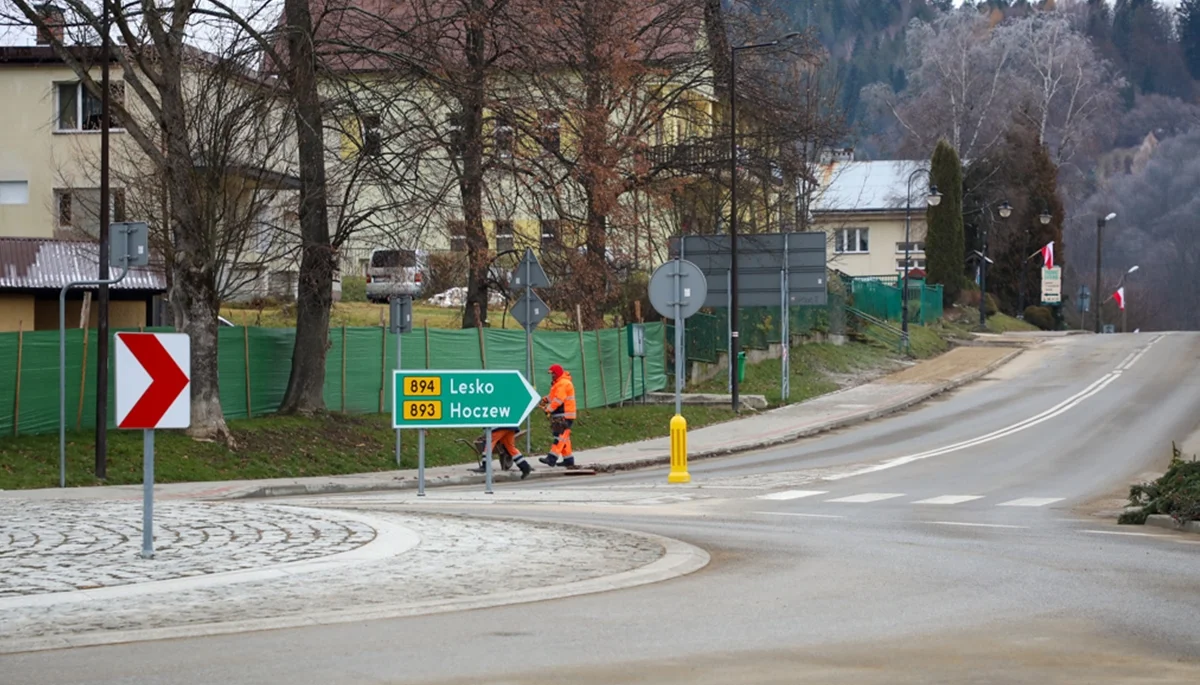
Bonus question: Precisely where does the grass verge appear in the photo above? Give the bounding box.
[0,404,736,491]
[688,340,900,407]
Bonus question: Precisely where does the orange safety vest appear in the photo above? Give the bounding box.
[546,371,577,419]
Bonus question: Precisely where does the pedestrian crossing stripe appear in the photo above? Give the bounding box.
[755,490,828,501]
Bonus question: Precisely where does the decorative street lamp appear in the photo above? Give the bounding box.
[980,201,1011,328]
[728,31,801,412]
[1095,212,1117,333]
[902,167,941,349]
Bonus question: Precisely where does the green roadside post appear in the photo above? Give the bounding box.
[737,351,746,383]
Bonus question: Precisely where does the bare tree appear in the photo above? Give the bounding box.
[3,0,288,443]
[862,9,1017,163]
[996,11,1123,167]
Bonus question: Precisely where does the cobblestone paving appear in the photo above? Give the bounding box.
[0,510,663,644]
[0,500,376,597]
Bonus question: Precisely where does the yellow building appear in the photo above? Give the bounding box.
[809,156,932,278]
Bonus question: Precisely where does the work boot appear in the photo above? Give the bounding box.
[560,457,576,469]
[518,460,533,479]
[539,455,558,467]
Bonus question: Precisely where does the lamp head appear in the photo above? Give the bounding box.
[1128,265,1139,274]
[998,201,1012,219]
[1039,210,1052,225]
[1105,212,1117,221]
[926,186,942,207]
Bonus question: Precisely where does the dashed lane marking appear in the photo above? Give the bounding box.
[997,497,1065,507]
[913,495,985,505]
[755,490,829,501]
[826,492,905,503]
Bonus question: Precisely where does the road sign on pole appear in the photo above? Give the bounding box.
[1041,267,1062,304]
[511,290,549,330]
[394,369,540,493]
[115,332,190,560]
[649,258,708,485]
[509,248,552,457]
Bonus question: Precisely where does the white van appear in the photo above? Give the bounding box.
[365,248,428,303]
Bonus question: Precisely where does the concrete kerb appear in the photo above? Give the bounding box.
[0,527,709,655]
[1145,515,1200,535]
[226,347,1024,501]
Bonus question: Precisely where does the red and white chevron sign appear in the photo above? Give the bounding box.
[115,333,191,429]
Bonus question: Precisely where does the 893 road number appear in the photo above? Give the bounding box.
[403,401,442,420]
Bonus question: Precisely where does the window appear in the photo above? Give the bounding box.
[540,219,561,248]
[494,117,514,159]
[56,81,124,131]
[360,113,382,157]
[538,109,560,154]
[448,220,467,252]
[896,241,925,253]
[0,181,29,205]
[494,220,514,252]
[896,257,926,271]
[835,227,869,253]
[54,188,126,235]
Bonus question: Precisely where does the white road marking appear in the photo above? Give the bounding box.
[756,490,828,501]
[827,492,905,503]
[819,336,1165,483]
[998,497,1064,507]
[928,521,1027,529]
[752,512,845,519]
[1081,529,1167,538]
[913,495,984,505]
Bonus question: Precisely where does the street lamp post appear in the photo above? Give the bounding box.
[1109,265,1139,333]
[981,201,1013,328]
[1094,212,1116,333]
[902,168,941,348]
[729,32,800,413]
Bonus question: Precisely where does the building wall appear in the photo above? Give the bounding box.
[0,294,36,331]
[33,298,146,331]
[0,63,123,239]
[815,213,928,278]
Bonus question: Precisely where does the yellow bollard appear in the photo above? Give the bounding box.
[668,414,690,483]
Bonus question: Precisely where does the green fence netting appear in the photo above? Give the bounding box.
[848,276,943,326]
[0,322,667,436]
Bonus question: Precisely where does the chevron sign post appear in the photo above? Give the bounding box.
[116,332,191,559]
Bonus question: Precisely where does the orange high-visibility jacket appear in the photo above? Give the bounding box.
[545,371,577,419]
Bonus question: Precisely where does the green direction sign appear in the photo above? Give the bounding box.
[391,369,541,429]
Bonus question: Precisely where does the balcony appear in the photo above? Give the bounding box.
[645,137,785,184]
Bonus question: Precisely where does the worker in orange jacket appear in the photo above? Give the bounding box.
[539,364,577,468]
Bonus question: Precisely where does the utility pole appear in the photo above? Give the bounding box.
[1094,213,1115,335]
[96,0,112,479]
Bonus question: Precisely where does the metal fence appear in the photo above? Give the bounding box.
[847,275,943,326]
[0,323,667,437]
[666,274,850,366]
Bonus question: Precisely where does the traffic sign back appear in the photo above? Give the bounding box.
[648,259,708,319]
[511,290,550,330]
[116,333,190,429]
[510,248,550,290]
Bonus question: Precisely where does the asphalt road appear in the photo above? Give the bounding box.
[7,333,1200,684]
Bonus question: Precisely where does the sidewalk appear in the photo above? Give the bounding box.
[0,345,1024,503]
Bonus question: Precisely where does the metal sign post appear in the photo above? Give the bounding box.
[115,332,190,559]
[417,428,426,496]
[390,296,413,468]
[649,259,707,485]
[509,248,551,457]
[58,221,148,487]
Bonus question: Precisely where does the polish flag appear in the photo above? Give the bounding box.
[1113,287,1125,310]
[1041,242,1055,269]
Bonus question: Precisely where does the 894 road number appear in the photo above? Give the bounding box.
[403,376,441,396]
[403,401,442,420]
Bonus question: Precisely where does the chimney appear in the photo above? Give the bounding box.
[35,3,64,46]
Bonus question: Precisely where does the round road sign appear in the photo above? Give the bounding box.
[648,258,708,320]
